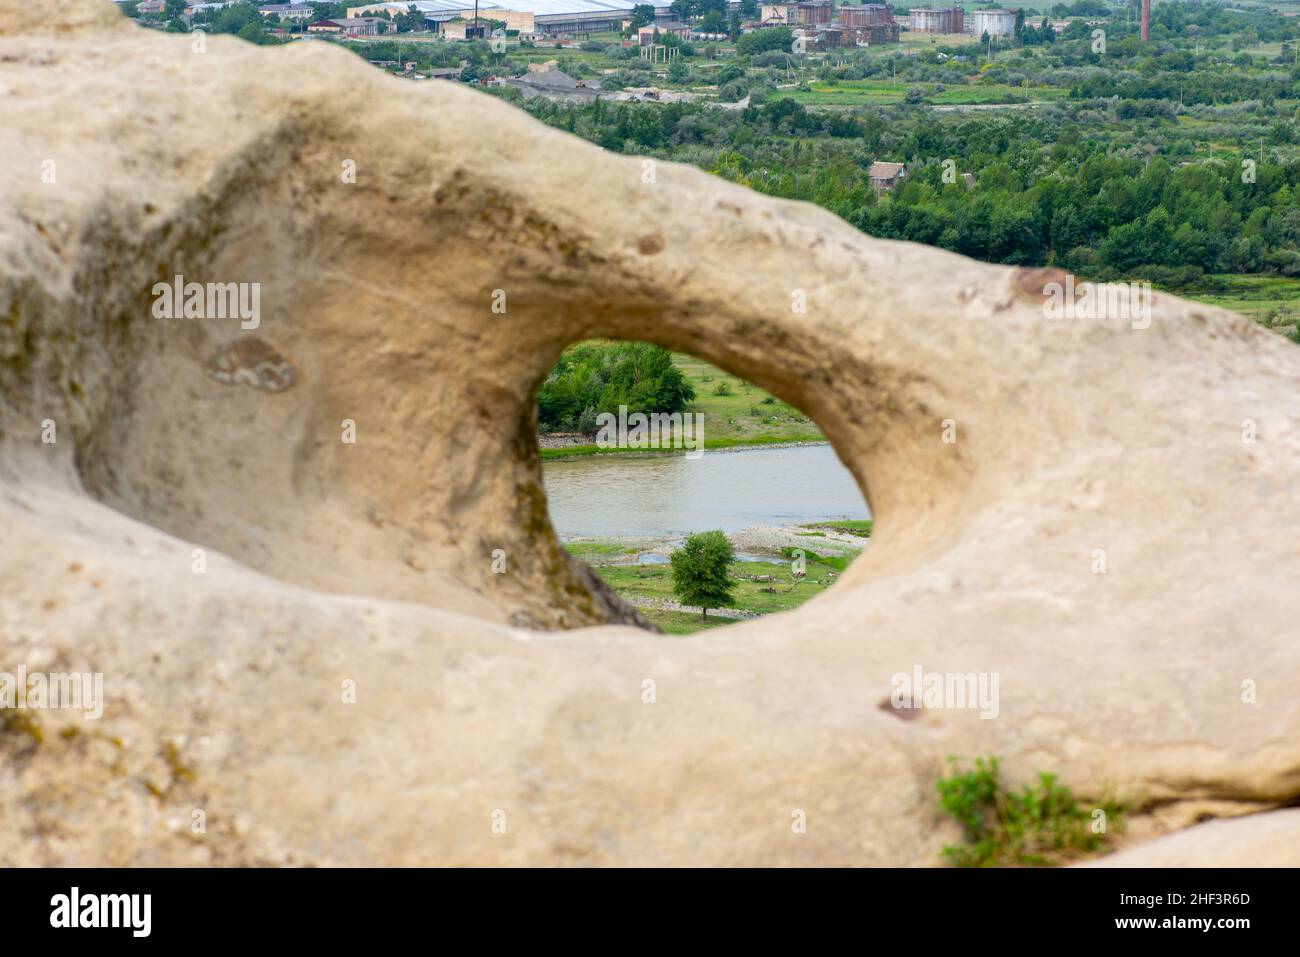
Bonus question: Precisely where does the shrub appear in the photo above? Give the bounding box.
[538,342,695,432]
[718,79,749,103]
[936,757,1122,867]
[736,27,792,56]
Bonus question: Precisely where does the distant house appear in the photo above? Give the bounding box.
[868,161,907,193]
[343,16,386,35]
[637,21,692,45]
[257,3,313,20]
[136,0,167,13]
[308,17,382,35]
[185,2,232,15]
[441,19,492,40]
[759,3,797,25]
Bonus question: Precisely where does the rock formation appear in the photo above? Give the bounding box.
[1,0,1297,865]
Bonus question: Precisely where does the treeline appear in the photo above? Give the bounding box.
[511,99,1300,282]
[1070,71,1296,107]
[538,343,696,433]
[857,151,1300,280]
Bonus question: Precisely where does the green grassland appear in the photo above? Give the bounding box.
[1178,274,1300,333]
[565,522,866,634]
[583,554,849,633]
[801,518,873,537]
[540,351,824,460]
[774,78,1072,107]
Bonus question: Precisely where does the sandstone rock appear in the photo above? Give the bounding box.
[1085,809,1300,867]
[0,0,1297,865]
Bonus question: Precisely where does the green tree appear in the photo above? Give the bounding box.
[238,18,267,43]
[670,531,737,619]
[627,3,655,30]
[537,342,695,432]
[736,26,791,55]
[396,4,424,31]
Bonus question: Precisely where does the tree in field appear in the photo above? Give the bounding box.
[670,531,737,619]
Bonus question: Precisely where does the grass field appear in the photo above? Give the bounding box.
[582,554,849,633]
[540,351,824,460]
[565,520,866,635]
[774,78,1071,107]
[801,519,873,537]
[1177,274,1300,333]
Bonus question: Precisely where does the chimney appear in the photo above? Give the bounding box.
[1141,0,1150,42]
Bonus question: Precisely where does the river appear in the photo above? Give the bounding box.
[542,443,869,539]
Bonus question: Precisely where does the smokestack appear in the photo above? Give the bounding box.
[1141,0,1150,42]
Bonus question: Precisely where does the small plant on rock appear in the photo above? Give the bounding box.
[936,756,1122,867]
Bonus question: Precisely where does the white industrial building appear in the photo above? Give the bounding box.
[346,0,688,36]
[968,8,1015,38]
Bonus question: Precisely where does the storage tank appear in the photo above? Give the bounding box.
[969,8,1015,38]
[795,0,833,25]
[841,3,894,27]
[909,6,964,34]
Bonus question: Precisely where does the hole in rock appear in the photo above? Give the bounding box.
[537,340,871,635]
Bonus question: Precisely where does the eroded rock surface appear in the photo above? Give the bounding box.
[1,1,1297,865]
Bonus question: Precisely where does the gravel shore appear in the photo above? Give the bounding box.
[563,521,869,564]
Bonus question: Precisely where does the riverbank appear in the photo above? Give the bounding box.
[539,350,825,460]
[564,520,871,635]
[541,437,829,462]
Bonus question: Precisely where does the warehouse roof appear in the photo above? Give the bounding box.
[352,0,673,15]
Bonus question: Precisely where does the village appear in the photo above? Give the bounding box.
[116,0,1035,191]
[120,1,1021,49]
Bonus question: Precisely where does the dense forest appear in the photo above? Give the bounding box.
[537,342,696,432]
[509,95,1300,285]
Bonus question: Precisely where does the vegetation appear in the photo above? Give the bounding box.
[164,0,1300,321]
[670,530,737,618]
[576,544,851,633]
[936,756,1122,867]
[540,350,823,458]
[513,97,1300,286]
[472,3,1300,322]
[538,342,695,433]
[802,519,872,537]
